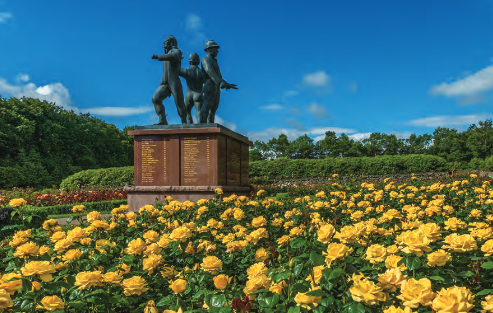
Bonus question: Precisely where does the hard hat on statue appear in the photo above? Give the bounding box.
[204,40,220,51]
[189,53,200,64]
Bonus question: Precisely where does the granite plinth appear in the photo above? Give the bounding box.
[126,124,253,211]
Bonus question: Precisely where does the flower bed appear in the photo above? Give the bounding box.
[1,175,493,312]
[0,187,126,207]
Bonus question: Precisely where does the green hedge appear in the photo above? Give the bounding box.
[33,199,128,216]
[60,166,134,189]
[0,206,49,238]
[250,154,448,179]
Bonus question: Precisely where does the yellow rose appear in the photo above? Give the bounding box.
[102,272,122,285]
[36,295,64,311]
[86,211,102,223]
[386,245,400,254]
[244,275,271,297]
[50,231,67,242]
[277,235,291,247]
[213,274,232,290]
[397,278,436,308]
[144,300,159,313]
[317,224,336,244]
[116,263,131,275]
[444,217,467,231]
[62,249,83,262]
[470,227,493,241]
[9,198,27,207]
[122,276,149,296]
[247,262,268,278]
[54,238,74,252]
[306,265,325,285]
[143,230,160,243]
[0,273,22,295]
[21,261,56,282]
[233,209,245,220]
[323,243,351,267]
[249,228,269,244]
[144,243,162,256]
[432,286,474,313]
[0,288,12,310]
[481,239,493,257]
[79,237,92,245]
[482,294,493,312]
[169,278,187,293]
[170,226,192,242]
[400,230,432,256]
[269,281,287,295]
[125,238,147,255]
[74,271,103,290]
[383,306,413,313]
[418,223,442,242]
[214,188,223,195]
[254,248,270,262]
[161,266,178,279]
[13,241,39,258]
[66,227,87,242]
[365,244,387,264]
[427,249,452,267]
[349,276,388,305]
[31,281,41,291]
[143,254,164,274]
[334,225,361,244]
[72,205,86,213]
[442,233,477,253]
[378,268,408,292]
[294,287,322,310]
[200,256,223,274]
[252,216,268,228]
[91,220,110,230]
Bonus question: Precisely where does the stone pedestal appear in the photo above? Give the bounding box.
[124,124,253,211]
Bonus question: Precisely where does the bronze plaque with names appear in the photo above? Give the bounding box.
[226,137,241,186]
[181,135,212,186]
[138,136,168,186]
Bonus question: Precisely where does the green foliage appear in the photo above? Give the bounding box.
[0,96,134,188]
[0,206,49,238]
[60,166,134,189]
[485,155,493,171]
[33,199,128,216]
[250,154,448,179]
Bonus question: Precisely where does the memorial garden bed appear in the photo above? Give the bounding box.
[1,175,493,312]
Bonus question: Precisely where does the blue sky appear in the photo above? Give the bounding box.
[1,0,493,142]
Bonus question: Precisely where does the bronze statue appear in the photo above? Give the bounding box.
[199,40,237,123]
[151,35,187,125]
[179,53,207,124]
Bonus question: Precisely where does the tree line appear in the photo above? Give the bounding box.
[0,96,134,188]
[249,120,493,167]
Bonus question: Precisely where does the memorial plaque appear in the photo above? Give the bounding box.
[226,137,241,186]
[138,136,167,186]
[217,134,227,186]
[181,135,212,186]
[240,143,249,186]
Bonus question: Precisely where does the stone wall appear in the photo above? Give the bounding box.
[252,171,493,186]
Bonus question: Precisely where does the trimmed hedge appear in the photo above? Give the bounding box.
[250,154,448,179]
[34,199,128,216]
[60,166,133,189]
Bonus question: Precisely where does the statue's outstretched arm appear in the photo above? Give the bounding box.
[179,68,188,78]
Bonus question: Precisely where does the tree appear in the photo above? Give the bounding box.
[316,131,338,158]
[401,133,432,155]
[287,134,315,159]
[267,134,290,159]
[464,120,493,160]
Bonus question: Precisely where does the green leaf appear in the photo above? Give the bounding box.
[156,295,172,306]
[328,268,343,280]
[210,295,226,308]
[347,302,365,313]
[476,289,493,296]
[321,296,334,306]
[20,300,33,311]
[405,256,421,271]
[294,263,304,276]
[429,276,445,282]
[288,306,301,313]
[121,255,134,264]
[291,238,306,249]
[66,216,75,224]
[275,270,292,283]
[458,271,474,278]
[310,251,325,266]
[68,301,85,309]
[306,289,326,297]
[21,278,32,294]
[481,262,493,269]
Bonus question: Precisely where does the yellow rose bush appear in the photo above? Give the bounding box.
[0,173,493,312]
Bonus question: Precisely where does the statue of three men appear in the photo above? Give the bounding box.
[151,35,237,125]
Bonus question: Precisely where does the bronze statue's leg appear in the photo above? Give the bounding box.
[152,85,171,125]
[200,80,215,123]
[193,91,203,124]
[171,83,187,124]
[209,87,220,123]
[184,92,194,124]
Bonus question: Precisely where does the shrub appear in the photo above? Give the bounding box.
[0,206,49,238]
[60,166,134,189]
[34,199,128,216]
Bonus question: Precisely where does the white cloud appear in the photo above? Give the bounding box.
[245,126,357,142]
[430,65,493,103]
[215,115,237,131]
[16,74,30,82]
[260,104,283,110]
[407,114,493,127]
[307,102,328,117]
[349,132,372,141]
[0,12,12,23]
[0,77,77,111]
[184,13,207,46]
[83,106,154,116]
[303,71,330,87]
